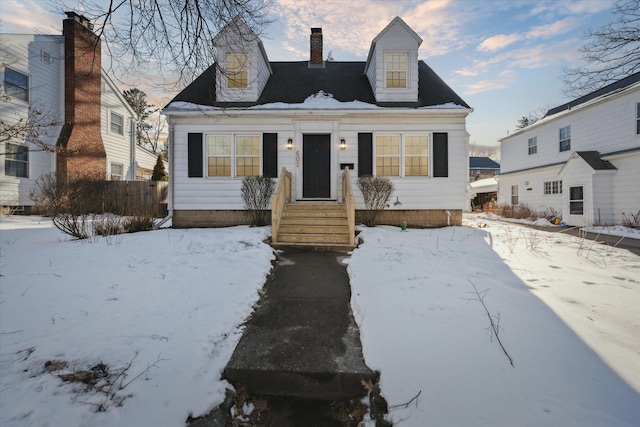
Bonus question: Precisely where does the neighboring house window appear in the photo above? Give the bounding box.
[636,102,640,135]
[544,180,562,194]
[226,52,248,89]
[235,135,260,176]
[4,68,29,102]
[4,143,28,177]
[385,52,407,88]
[559,126,571,152]
[528,137,537,155]
[110,163,123,180]
[207,135,232,176]
[511,185,518,205]
[375,135,400,176]
[41,50,53,65]
[110,112,124,135]
[569,186,584,215]
[404,135,429,176]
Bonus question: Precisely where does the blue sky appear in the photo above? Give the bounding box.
[1,0,617,150]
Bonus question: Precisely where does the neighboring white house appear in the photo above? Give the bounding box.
[498,72,640,226]
[163,17,473,229]
[1,12,159,213]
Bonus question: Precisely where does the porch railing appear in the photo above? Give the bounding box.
[271,167,292,243]
[342,166,356,246]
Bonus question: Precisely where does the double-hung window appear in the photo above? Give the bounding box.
[5,143,28,177]
[375,134,430,177]
[4,68,29,102]
[226,52,248,89]
[528,137,537,155]
[385,52,407,88]
[110,112,124,135]
[207,134,260,177]
[559,126,571,152]
[110,162,123,180]
[511,185,519,205]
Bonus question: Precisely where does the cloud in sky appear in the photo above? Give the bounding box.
[526,17,580,39]
[478,33,521,52]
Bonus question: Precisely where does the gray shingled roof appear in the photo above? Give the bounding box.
[575,151,617,170]
[545,72,640,118]
[169,60,470,109]
[469,157,500,169]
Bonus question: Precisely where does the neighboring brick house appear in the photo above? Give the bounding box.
[0,12,158,213]
[469,156,500,180]
[498,72,640,226]
[164,17,473,235]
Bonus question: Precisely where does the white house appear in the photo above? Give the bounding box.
[498,72,640,226]
[1,12,159,213]
[163,16,473,239]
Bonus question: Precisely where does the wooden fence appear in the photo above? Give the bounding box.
[103,181,168,217]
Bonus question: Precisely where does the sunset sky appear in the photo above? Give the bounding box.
[1,0,618,151]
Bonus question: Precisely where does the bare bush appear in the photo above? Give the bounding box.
[497,203,539,220]
[357,175,394,226]
[52,213,93,239]
[621,210,640,228]
[29,172,67,216]
[123,211,155,233]
[93,215,125,237]
[241,176,275,226]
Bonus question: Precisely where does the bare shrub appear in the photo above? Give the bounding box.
[29,172,66,216]
[357,175,394,226]
[123,211,155,233]
[52,213,93,239]
[241,176,275,226]
[497,203,539,220]
[93,215,125,236]
[621,210,640,228]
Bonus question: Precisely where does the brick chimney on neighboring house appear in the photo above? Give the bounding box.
[56,11,107,184]
[310,27,323,67]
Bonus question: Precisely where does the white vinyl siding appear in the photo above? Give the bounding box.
[636,102,640,135]
[101,75,136,180]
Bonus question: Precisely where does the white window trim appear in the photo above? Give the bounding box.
[225,51,249,90]
[109,110,124,135]
[544,180,562,195]
[110,162,124,181]
[528,136,537,155]
[569,186,584,215]
[373,132,431,178]
[4,142,29,178]
[4,67,30,103]
[205,133,262,178]
[384,51,409,89]
[559,125,571,152]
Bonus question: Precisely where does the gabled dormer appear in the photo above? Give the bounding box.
[213,17,272,103]
[364,17,422,103]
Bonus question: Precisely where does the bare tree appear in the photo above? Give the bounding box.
[53,0,271,89]
[514,105,551,130]
[0,94,62,154]
[469,144,499,160]
[563,0,640,97]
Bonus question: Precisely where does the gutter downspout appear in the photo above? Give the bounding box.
[155,118,173,229]
[129,117,136,180]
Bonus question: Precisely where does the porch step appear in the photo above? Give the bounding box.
[274,203,354,250]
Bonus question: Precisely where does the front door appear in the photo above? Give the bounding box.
[303,134,331,198]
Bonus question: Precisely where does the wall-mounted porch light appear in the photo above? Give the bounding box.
[287,138,293,149]
[339,138,346,150]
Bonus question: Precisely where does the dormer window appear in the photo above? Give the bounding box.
[385,52,408,88]
[227,52,248,88]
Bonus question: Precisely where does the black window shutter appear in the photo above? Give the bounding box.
[433,132,448,177]
[262,133,278,178]
[358,133,373,176]
[187,133,203,178]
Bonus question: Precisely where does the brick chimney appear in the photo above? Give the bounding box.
[310,28,323,67]
[56,11,107,184]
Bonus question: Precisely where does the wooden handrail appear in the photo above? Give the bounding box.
[271,167,292,243]
[342,166,356,246]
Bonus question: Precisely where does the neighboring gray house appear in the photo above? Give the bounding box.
[469,156,500,180]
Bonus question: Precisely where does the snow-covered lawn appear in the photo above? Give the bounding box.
[1,214,638,426]
[347,216,640,426]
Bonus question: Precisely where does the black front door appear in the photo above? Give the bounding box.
[303,134,331,198]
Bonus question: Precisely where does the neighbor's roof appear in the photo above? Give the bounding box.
[167,60,470,109]
[469,157,500,169]
[545,72,640,118]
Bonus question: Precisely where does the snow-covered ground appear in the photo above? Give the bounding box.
[1,215,638,426]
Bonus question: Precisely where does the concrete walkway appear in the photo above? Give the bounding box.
[223,250,377,400]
